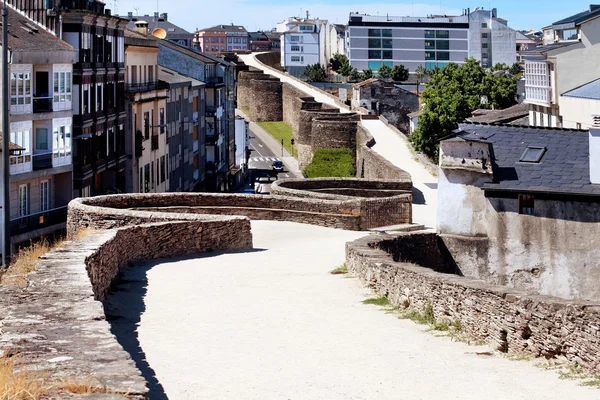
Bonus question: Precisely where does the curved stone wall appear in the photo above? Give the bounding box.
[297,109,342,169]
[346,232,600,374]
[249,77,283,122]
[271,178,412,200]
[311,115,360,152]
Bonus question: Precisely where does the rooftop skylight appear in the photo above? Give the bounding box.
[520,146,546,163]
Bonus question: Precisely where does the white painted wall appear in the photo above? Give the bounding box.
[559,96,600,129]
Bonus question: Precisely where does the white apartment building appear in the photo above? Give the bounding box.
[523,5,600,128]
[278,16,329,77]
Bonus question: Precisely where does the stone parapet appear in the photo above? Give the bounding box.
[346,233,600,374]
[249,77,283,122]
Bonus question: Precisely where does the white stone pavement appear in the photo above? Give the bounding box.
[118,221,599,400]
[238,54,438,229]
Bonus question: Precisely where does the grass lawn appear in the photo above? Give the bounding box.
[303,148,355,178]
[257,121,297,158]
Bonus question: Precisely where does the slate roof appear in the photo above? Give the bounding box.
[467,103,529,124]
[553,5,600,26]
[158,66,204,87]
[126,15,193,40]
[453,122,600,196]
[0,6,74,53]
[521,42,575,55]
[200,24,248,33]
[562,77,600,100]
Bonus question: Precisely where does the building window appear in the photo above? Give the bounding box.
[368,38,381,48]
[436,40,449,50]
[10,129,31,169]
[368,50,382,59]
[18,184,29,220]
[425,40,435,49]
[291,56,301,62]
[368,29,381,37]
[151,161,155,189]
[559,29,578,41]
[144,111,150,139]
[482,33,488,39]
[518,194,534,215]
[53,71,72,103]
[144,164,150,192]
[482,43,488,49]
[40,180,49,212]
[299,25,313,31]
[425,51,435,60]
[290,35,300,42]
[437,52,450,61]
[382,50,393,59]
[160,108,165,134]
[436,30,449,38]
[11,72,31,105]
[291,45,300,51]
[382,29,392,37]
[424,30,435,38]
[382,39,393,48]
[481,23,488,28]
[577,122,582,129]
[53,125,71,164]
[139,168,143,193]
[36,128,49,150]
[161,155,166,183]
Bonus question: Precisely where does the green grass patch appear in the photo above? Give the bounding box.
[257,121,297,157]
[330,264,348,275]
[362,296,390,306]
[303,148,355,178]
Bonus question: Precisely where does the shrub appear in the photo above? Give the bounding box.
[303,148,355,178]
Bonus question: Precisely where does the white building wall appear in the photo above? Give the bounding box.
[559,96,600,129]
[282,32,320,67]
[491,20,516,66]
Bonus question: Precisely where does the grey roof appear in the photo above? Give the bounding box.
[126,15,193,39]
[199,24,248,33]
[553,5,600,26]
[453,123,600,196]
[562,78,600,100]
[158,66,204,87]
[521,42,575,55]
[467,103,529,124]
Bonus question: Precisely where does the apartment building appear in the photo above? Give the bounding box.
[328,24,347,61]
[278,17,329,76]
[523,5,600,128]
[8,0,129,197]
[124,12,194,48]
[157,40,236,191]
[248,32,271,51]
[195,25,249,55]
[124,26,170,194]
[347,8,516,73]
[1,6,76,249]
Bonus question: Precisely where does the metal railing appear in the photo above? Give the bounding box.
[10,206,68,236]
[125,81,168,93]
[33,97,53,113]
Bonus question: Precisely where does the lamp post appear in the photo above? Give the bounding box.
[2,0,10,267]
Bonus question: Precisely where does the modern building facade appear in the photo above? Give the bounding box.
[124,12,194,48]
[124,27,169,194]
[195,25,249,55]
[278,17,329,76]
[1,6,76,249]
[157,40,237,191]
[523,5,600,128]
[347,8,516,73]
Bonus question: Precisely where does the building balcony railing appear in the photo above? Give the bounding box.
[205,76,224,85]
[33,153,53,170]
[125,81,168,94]
[206,134,218,144]
[33,97,53,113]
[206,106,216,117]
[10,206,68,236]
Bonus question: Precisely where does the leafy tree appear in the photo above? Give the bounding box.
[509,62,522,76]
[339,62,353,79]
[391,64,409,82]
[329,53,350,73]
[491,62,509,71]
[362,68,374,79]
[349,68,362,82]
[303,63,327,82]
[409,58,517,161]
[378,64,392,79]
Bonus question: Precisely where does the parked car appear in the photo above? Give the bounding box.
[272,159,284,171]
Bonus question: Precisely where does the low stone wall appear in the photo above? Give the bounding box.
[249,77,283,122]
[255,51,284,71]
[0,213,253,399]
[346,233,600,374]
[357,124,413,181]
[283,83,313,130]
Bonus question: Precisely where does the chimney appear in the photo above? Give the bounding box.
[161,13,168,21]
[590,115,600,184]
[135,21,149,36]
[492,8,497,18]
[127,11,133,21]
[154,12,159,20]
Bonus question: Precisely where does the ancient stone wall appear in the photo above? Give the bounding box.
[249,77,283,122]
[237,71,268,111]
[346,233,600,374]
[356,124,413,181]
[282,83,313,130]
[297,108,340,168]
[255,51,284,70]
[311,116,360,152]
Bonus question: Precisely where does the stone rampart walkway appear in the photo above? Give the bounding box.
[105,221,599,400]
[238,54,438,229]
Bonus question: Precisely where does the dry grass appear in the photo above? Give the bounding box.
[57,377,114,395]
[0,228,98,287]
[0,355,47,400]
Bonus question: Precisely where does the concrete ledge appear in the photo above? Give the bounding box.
[346,233,600,374]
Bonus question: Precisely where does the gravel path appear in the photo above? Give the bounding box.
[106,221,600,400]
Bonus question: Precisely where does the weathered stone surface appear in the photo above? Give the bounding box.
[346,233,600,374]
[249,77,283,122]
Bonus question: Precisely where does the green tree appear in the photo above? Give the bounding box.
[491,62,509,71]
[378,64,392,79]
[304,63,327,82]
[509,62,522,76]
[409,58,517,161]
[391,64,409,82]
[414,65,427,95]
[329,53,350,73]
[338,62,353,79]
[349,68,362,82]
[362,68,374,79]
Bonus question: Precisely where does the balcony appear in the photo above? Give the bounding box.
[33,97,53,113]
[125,81,168,94]
[206,134,218,145]
[525,86,552,106]
[10,206,68,236]
[151,135,159,151]
[205,76,224,85]
[206,106,216,117]
[33,153,53,170]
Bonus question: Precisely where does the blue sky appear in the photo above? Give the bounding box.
[111,1,593,33]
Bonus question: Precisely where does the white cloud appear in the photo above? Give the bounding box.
[115,1,462,32]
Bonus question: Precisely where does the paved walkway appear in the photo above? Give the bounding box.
[106,221,600,400]
[238,53,438,229]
